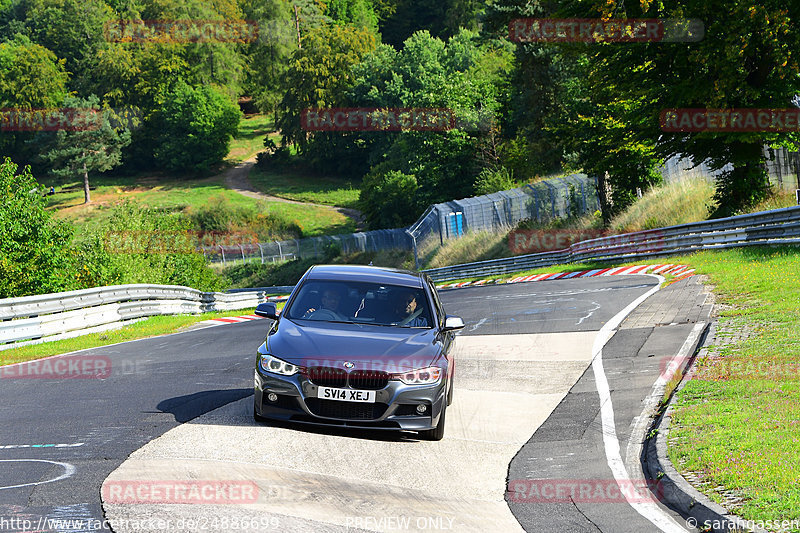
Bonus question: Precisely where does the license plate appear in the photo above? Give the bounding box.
[317,386,376,403]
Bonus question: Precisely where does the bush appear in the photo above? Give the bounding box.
[473,167,516,195]
[0,158,74,298]
[152,83,241,172]
[74,202,225,291]
[359,169,420,229]
[189,195,302,242]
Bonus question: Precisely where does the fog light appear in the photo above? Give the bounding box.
[267,393,278,402]
[416,403,427,414]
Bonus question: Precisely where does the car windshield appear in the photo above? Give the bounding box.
[284,280,433,328]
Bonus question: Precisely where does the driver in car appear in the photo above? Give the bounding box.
[303,288,344,319]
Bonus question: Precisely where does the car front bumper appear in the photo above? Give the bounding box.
[254,368,446,431]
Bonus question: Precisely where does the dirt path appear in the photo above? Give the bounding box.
[222,157,366,230]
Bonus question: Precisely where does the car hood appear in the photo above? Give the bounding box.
[263,319,442,372]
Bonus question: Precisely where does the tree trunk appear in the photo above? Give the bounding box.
[294,5,302,49]
[597,172,612,225]
[712,142,770,217]
[82,156,91,204]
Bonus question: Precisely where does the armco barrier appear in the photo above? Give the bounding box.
[0,285,276,349]
[2,205,798,347]
[422,205,800,282]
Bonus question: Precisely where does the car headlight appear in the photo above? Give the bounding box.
[259,354,299,376]
[392,367,442,385]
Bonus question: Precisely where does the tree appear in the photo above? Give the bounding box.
[0,34,70,167]
[0,158,73,298]
[359,169,419,228]
[152,82,241,172]
[347,30,512,227]
[326,0,379,33]
[276,23,377,148]
[0,34,68,109]
[553,0,800,216]
[40,95,132,204]
[240,0,296,113]
[20,0,114,90]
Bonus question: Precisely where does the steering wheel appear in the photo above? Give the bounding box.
[307,308,345,321]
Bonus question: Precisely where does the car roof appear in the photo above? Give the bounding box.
[304,265,424,289]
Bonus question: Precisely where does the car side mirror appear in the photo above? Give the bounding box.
[255,302,279,320]
[442,315,465,331]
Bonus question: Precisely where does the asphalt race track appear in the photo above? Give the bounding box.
[0,275,704,532]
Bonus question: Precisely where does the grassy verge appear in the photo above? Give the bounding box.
[48,175,354,237]
[428,245,800,524]
[0,306,287,366]
[248,166,361,208]
[663,247,800,525]
[227,114,278,163]
[611,179,715,233]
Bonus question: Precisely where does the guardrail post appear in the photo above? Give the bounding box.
[407,229,420,269]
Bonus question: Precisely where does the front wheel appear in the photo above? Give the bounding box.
[420,405,446,441]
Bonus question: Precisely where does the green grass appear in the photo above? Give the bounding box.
[664,247,800,526]
[227,114,280,163]
[1,301,290,365]
[47,176,355,237]
[259,201,356,236]
[611,179,716,233]
[424,230,512,269]
[248,166,361,209]
[0,311,253,365]
[427,244,800,524]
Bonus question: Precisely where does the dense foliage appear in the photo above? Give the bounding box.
[0,158,73,297]
[3,0,800,297]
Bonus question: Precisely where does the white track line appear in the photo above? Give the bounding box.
[0,459,76,490]
[591,274,688,533]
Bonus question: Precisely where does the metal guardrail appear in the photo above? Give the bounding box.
[422,205,800,282]
[3,205,798,348]
[0,285,277,349]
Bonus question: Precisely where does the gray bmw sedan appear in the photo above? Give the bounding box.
[253,265,464,440]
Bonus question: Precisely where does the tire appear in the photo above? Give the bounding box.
[446,379,454,406]
[420,405,446,441]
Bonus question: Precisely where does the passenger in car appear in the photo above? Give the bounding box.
[393,291,429,327]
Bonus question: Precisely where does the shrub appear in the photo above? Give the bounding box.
[473,167,516,195]
[0,158,74,298]
[152,83,241,172]
[74,202,225,291]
